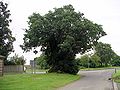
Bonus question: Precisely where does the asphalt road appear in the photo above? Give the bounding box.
[58,69,114,90]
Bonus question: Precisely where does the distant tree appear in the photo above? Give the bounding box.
[0,1,15,64]
[21,5,106,74]
[111,55,120,66]
[34,54,49,69]
[95,42,115,67]
[77,54,100,68]
[90,54,100,68]
[78,54,90,68]
[6,54,26,65]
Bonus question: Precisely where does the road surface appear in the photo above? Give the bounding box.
[58,69,114,90]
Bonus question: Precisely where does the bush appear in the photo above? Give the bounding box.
[77,54,101,68]
[35,54,50,69]
[5,54,26,65]
[48,59,79,75]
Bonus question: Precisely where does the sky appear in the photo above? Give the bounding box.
[3,0,120,64]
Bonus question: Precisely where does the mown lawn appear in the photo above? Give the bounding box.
[0,73,80,90]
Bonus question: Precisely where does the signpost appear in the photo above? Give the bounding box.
[30,60,36,74]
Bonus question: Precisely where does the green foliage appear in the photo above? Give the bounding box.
[0,1,15,63]
[21,5,106,74]
[6,54,26,65]
[78,42,119,68]
[95,42,115,67]
[34,54,49,69]
[112,70,120,83]
[77,51,120,68]
[48,59,79,75]
[77,54,89,68]
[111,55,120,66]
[90,54,100,68]
[77,54,100,68]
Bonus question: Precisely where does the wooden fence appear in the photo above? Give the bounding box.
[0,55,4,76]
[0,60,3,76]
[4,65,24,73]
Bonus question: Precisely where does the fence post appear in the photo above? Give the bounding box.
[115,68,117,73]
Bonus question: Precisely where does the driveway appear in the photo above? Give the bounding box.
[58,69,114,90]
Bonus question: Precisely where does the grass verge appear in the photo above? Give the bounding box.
[25,69,48,73]
[0,73,80,90]
[112,70,120,83]
[80,66,120,71]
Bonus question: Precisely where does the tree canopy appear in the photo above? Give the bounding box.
[111,55,120,66]
[21,5,106,74]
[77,53,100,68]
[0,1,15,63]
[95,42,115,66]
[6,54,26,65]
[34,53,50,69]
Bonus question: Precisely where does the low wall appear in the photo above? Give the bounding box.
[4,65,24,73]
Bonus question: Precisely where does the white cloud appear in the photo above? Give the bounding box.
[4,0,120,64]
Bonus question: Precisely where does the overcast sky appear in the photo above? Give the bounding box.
[4,0,120,64]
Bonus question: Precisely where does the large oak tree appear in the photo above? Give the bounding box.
[21,5,106,74]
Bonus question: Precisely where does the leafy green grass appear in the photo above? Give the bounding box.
[112,70,120,83]
[80,66,120,71]
[0,73,80,90]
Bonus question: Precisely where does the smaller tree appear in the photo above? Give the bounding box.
[95,42,115,67]
[111,55,120,66]
[34,54,49,69]
[90,54,100,68]
[78,54,101,68]
[6,54,26,65]
[77,54,90,68]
